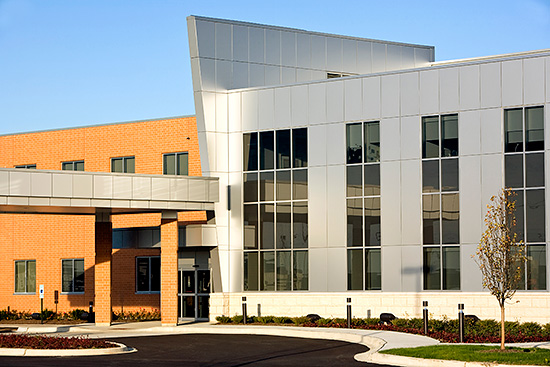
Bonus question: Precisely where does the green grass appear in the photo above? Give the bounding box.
[381,345,550,365]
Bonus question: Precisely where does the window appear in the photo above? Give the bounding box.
[163,152,189,175]
[422,114,460,290]
[113,227,161,249]
[62,259,84,293]
[243,128,308,291]
[346,121,381,290]
[136,257,160,293]
[15,164,36,169]
[111,156,135,173]
[504,106,546,290]
[62,160,84,171]
[15,260,36,293]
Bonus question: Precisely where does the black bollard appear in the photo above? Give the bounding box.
[423,301,428,335]
[242,297,247,325]
[346,298,352,328]
[458,303,465,343]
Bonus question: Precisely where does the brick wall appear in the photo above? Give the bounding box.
[0,116,205,314]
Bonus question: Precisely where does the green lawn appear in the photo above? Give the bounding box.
[381,345,550,366]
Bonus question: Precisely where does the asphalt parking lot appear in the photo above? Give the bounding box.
[0,333,393,366]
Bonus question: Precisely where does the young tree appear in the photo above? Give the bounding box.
[476,188,526,350]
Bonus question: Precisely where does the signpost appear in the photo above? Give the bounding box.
[39,285,44,324]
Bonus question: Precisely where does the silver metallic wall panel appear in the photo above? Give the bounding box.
[274,87,291,128]
[326,123,345,165]
[308,83,326,124]
[291,85,308,125]
[380,161,401,246]
[381,75,399,118]
[400,160,421,245]
[326,80,344,123]
[502,60,523,107]
[342,38,357,73]
[459,156,482,245]
[400,116,421,160]
[461,244,483,291]
[309,166,327,249]
[31,172,52,197]
[524,57,545,104]
[380,118,400,162]
[480,109,502,154]
[382,246,402,291]
[459,111,481,156]
[459,65,480,110]
[309,125,327,167]
[401,245,422,292]
[309,248,328,291]
[362,76,380,119]
[439,68,459,113]
[481,63,501,108]
[327,165,346,248]
[420,70,439,114]
[326,248,346,291]
[266,29,281,65]
[326,37,343,72]
[344,79,362,121]
[356,41,372,74]
[400,72,419,116]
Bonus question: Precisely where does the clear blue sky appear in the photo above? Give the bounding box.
[1,0,549,135]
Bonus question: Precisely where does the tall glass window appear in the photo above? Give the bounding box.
[504,106,546,290]
[111,156,135,173]
[346,121,381,290]
[422,114,460,290]
[14,260,36,293]
[62,259,85,293]
[243,128,308,291]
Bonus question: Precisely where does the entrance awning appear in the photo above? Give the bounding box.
[0,168,218,215]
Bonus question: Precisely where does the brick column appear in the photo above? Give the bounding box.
[161,211,179,326]
[94,211,112,326]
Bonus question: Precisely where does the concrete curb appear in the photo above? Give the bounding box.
[0,342,136,357]
[364,352,539,367]
[16,326,71,333]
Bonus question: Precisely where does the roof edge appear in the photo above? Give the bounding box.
[187,15,435,50]
[0,115,197,138]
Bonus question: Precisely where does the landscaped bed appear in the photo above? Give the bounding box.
[0,334,113,349]
[216,315,550,343]
[380,345,550,366]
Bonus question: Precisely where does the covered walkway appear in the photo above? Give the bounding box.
[0,168,219,326]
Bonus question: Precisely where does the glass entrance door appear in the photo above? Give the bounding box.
[178,269,210,320]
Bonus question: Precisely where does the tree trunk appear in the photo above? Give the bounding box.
[500,304,505,350]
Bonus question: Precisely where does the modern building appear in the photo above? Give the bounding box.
[1,16,550,324]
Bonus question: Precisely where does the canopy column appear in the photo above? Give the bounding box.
[161,210,179,326]
[94,210,112,326]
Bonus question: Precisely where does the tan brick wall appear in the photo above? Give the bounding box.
[160,219,179,325]
[0,117,205,314]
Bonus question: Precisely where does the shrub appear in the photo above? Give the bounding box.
[273,316,291,324]
[473,319,500,337]
[112,308,160,321]
[316,318,332,326]
[291,316,310,325]
[216,315,232,324]
[363,318,381,326]
[520,322,542,336]
[351,318,365,327]
[257,316,274,324]
[69,309,86,321]
[231,315,244,324]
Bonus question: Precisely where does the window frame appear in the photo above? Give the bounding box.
[61,160,85,171]
[242,128,309,292]
[135,256,161,294]
[346,121,382,291]
[421,114,461,291]
[504,106,547,291]
[61,258,85,294]
[111,156,135,173]
[163,152,189,176]
[15,164,36,169]
[14,260,36,294]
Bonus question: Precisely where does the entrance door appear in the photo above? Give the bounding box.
[178,269,210,320]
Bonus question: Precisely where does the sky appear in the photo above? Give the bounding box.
[0,0,549,135]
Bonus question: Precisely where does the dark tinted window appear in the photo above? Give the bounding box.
[441,158,459,192]
[243,133,258,171]
[422,160,439,193]
[526,107,544,151]
[422,116,439,158]
[260,131,274,170]
[505,155,523,188]
[276,129,291,169]
[441,115,458,157]
[346,123,362,164]
[505,109,523,153]
[526,189,545,242]
[364,164,380,196]
[526,153,544,187]
[292,128,308,168]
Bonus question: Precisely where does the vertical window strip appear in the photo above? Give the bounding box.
[504,106,546,290]
[346,121,381,291]
[421,114,460,290]
[243,128,308,292]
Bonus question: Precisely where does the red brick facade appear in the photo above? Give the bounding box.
[0,116,204,316]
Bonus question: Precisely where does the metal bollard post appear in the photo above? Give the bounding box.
[257,304,261,318]
[423,301,429,335]
[242,297,247,325]
[346,298,352,328]
[458,303,465,343]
